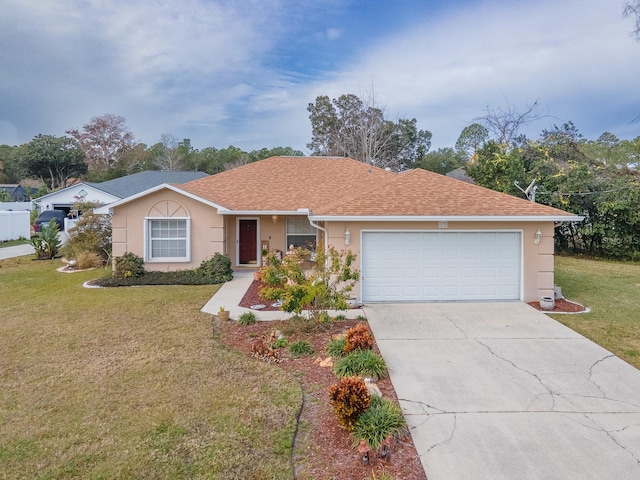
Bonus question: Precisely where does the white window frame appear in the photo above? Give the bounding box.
[285,217,317,250]
[144,217,191,263]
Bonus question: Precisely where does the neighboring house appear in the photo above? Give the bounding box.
[0,184,31,202]
[97,156,582,303]
[445,166,475,184]
[35,170,209,214]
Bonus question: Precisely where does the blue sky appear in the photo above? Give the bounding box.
[1,0,638,152]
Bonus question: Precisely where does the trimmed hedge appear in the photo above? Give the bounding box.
[95,253,233,287]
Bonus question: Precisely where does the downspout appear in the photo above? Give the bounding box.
[307,210,329,261]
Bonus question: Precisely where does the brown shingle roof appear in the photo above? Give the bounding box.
[175,156,576,219]
[179,156,394,211]
[314,168,574,217]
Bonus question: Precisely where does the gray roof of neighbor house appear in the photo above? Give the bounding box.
[88,170,208,199]
[445,166,475,184]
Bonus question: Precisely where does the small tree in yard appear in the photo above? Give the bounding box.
[30,219,61,259]
[258,245,360,321]
[65,202,112,264]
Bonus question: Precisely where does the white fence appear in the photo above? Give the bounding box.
[0,210,30,241]
[0,201,34,211]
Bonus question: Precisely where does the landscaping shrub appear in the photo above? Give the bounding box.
[238,311,257,325]
[328,376,371,431]
[113,252,145,279]
[258,245,359,321]
[65,204,112,262]
[197,253,233,283]
[98,269,230,286]
[344,323,375,353]
[75,251,103,269]
[251,330,284,363]
[334,349,388,380]
[289,341,313,357]
[30,219,61,259]
[326,337,347,358]
[352,396,407,451]
[273,336,288,349]
[280,315,319,337]
[99,253,234,286]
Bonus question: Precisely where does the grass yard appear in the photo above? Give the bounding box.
[553,255,640,369]
[0,257,301,479]
[0,238,29,248]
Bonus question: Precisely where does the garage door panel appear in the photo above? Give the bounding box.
[362,231,521,302]
[423,267,438,278]
[462,249,478,259]
[403,248,421,260]
[442,249,459,260]
[462,268,479,278]
[481,250,497,260]
[404,267,420,279]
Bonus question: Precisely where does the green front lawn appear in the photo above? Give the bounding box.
[0,238,30,248]
[0,257,301,479]
[553,256,640,369]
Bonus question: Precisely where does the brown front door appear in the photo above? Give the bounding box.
[238,219,257,264]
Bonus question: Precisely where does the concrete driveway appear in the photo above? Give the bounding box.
[365,302,640,480]
[0,243,35,259]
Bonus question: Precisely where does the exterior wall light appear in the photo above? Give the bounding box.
[534,229,542,245]
[344,229,351,246]
[272,215,278,224]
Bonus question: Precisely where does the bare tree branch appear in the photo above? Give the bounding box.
[475,99,546,144]
[624,1,640,40]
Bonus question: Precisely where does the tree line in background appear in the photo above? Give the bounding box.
[0,113,304,189]
[1,90,639,261]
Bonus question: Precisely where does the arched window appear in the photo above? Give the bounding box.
[145,201,190,262]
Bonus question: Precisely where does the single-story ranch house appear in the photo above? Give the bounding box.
[97,156,582,303]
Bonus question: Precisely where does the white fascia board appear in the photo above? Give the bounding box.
[309,215,584,223]
[219,210,308,216]
[94,183,228,214]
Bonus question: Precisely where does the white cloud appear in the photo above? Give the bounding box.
[294,0,640,147]
[1,0,638,153]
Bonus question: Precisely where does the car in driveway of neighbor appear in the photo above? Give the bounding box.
[33,209,66,232]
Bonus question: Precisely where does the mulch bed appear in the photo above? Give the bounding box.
[233,280,585,477]
[239,278,360,311]
[223,280,427,479]
[527,298,587,313]
[239,278,282,311]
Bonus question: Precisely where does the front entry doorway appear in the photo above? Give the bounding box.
[237,218,258,265]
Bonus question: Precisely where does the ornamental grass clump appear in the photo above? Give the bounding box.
[326,337,347,358]
[334,349,388,380]
[328,376,371,431]
[238,311,257,325]
[352,396,407,451]
[289,340,313,357]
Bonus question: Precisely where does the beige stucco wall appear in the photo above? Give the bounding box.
[111,189,225,271]
[112,195,557,302]
[323,220,556,303]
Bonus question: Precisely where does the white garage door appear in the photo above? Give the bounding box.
[362,231,521,302]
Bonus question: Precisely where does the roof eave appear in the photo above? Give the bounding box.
[309,215,585,222]
[219,209,309,216]
[94,184,228,214]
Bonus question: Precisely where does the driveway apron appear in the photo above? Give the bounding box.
[365,302,640,480]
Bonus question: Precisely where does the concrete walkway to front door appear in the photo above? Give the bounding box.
[364,302,640,480]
